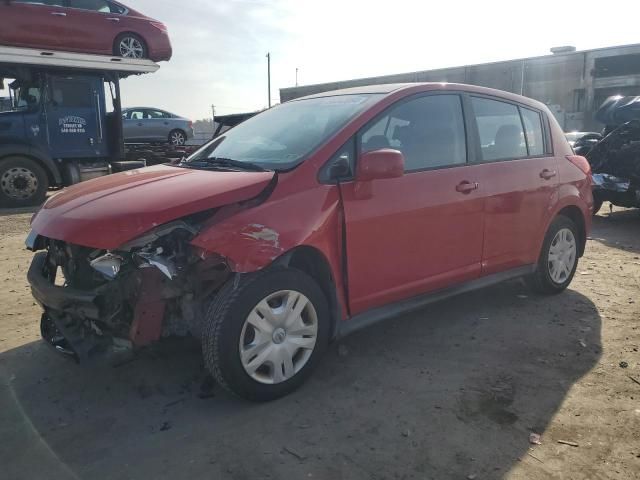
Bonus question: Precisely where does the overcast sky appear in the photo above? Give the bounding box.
[3,0,640,120]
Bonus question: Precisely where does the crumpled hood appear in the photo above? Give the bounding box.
[31,165,275,249]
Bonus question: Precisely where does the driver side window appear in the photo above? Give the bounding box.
[358,94,467,172]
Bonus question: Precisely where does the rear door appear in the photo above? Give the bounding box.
[0,0,70,50]
[143,109,172,141]
[122,108,147,141]
[340,93,485,315]
[47,74,108,158]
[468,96,559,274]
[61,0,127,55]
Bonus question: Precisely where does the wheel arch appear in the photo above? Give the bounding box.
[555,205,587,257]
[273,246,343,341]
[0,144,62,186]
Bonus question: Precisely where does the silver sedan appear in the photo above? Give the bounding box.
[122,108,194,145]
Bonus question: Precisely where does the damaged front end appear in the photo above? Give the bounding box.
[26,214,232,364]
[586,120,640,210]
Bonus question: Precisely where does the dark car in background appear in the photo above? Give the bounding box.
[0,0,172,62]
[122,107,194,145]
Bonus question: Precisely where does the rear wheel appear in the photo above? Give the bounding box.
[114,33,148,59]
[202,268,330,401]
[0,156,48,208]
[527,216,580,294]
[169,129,187,146]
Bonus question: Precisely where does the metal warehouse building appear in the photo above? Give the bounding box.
[280,43,640,132]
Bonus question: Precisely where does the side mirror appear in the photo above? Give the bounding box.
[356,149,404,182]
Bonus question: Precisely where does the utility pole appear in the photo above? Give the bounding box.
[266,52,271,108]
[211,104,215,125]
[296,67,299,87]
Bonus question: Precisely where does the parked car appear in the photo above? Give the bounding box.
[0,0,172,62]
[122,108,194,145]
[26,83,592,401]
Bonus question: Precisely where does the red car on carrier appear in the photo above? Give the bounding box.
[0,0,172,62]
[26,83,593,401]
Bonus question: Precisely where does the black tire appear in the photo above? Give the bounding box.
[527,216,580,295]
[169,129,187,146]
[113,33,148,59]
[202,268,330,402]
[0,156,48,208]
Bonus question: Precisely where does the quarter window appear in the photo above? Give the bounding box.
[520,107,545,156]
[472,97,527,162]
[359,95,467,172]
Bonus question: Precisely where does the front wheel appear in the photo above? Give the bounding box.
[202,268,330,401]
[527,216,580,294]
[114,33,148,59]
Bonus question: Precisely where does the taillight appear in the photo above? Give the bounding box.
[566,155,592,176]
[150,22,168,33]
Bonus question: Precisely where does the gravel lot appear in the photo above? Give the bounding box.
[0,204,639,480]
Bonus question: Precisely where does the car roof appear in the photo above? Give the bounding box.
[295,82,549,111]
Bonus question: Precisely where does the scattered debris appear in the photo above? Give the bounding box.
[557,440,579,447]
[401,429,411,438]
[283,446,306,461]
[620,361,629,369]
[529,433,542,445]
[159,421,172,432]
[467,474,477,480]
[517,295,528,299]
[338,344,349,357]
[579,340,587,348]
[628,376,640,387]
[297,424,311,429]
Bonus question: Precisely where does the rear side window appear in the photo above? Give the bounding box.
[471,97,527,161]
[50,78,93,109]
[520,107,545,156]
[359,94,467,172]
[69,0,119,13]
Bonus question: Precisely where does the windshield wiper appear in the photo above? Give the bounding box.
[186,157,269,172]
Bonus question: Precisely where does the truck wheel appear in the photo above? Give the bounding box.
[169,130,187,146]
[114,33,148,59]
[0,156,48,208]
[203,268,330,402]
[527,216,579,295]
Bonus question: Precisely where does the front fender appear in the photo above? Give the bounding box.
[191,185,343,274]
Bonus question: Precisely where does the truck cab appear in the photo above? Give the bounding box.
[0,46,160,208]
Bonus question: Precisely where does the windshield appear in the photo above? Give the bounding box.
[185,94,382,170]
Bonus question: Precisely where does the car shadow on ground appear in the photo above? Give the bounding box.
[0,280,601,480]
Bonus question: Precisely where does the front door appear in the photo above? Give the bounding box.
[0,0,70,50]
[46,74,107,158]
[340,94,485,315]
[467,96,559,274]
[62,0,125,55]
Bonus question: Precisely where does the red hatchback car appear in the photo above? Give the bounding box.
[0,0,172,62]
[26,83,593,401]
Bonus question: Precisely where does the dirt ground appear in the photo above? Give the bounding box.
[0,204,639,480]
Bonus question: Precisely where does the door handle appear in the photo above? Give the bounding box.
[456,181,479,194]
[540,169,557,180]
[107,17,120,22]
[51,11,67,16]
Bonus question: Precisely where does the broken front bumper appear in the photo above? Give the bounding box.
[28,253,132,364]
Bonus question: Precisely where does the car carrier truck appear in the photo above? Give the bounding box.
[0,46,162,208]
